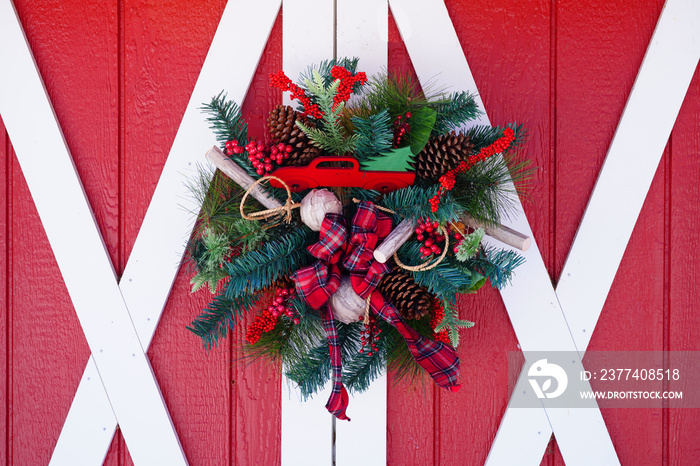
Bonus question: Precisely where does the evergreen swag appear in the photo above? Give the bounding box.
[186,58,532,402]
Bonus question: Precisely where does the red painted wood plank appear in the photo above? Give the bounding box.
[668,64,700,464]
[8,1,118,464]
[231,16,283,466]
[9,159,90,465]
[436,1,552,464]
[1,119,10,466]
[556,2,666,465]
[14,0,121,268]
[121,1,234,465]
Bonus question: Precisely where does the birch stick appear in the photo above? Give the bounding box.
[374,218,417,263]
[205,146,282,210]
[462,215,531,251]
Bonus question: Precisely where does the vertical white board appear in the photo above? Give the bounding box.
[280,1,336,465]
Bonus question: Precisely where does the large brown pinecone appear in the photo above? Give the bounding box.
[377,270,432,320]
[414,131,473,180]
[267,105,321,166]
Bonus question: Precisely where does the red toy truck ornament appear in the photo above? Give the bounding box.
[269,156,415,193]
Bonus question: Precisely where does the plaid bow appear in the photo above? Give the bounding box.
[293,201,461,420]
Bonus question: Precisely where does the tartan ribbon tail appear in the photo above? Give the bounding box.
[322,306,350,421]
[371,293,461,391]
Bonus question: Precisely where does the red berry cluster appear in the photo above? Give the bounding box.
[270,70,323,119]
[415,218,445,258]
[245,286,299,345]
[392,112,412,147]
[330,66,367,108]
[429,298,451,344]
[270,286,298,320]
[242,140,293,176]
[245,308,276,345]
[359,315,381,356]
[225,139,245,156]
[465,126,515,171]
[429,127,516,212]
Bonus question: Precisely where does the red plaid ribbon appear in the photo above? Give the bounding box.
[292,201,461,420]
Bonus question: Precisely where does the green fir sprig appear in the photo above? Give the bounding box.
[296,70,357,154]
[223,228,315,298]
[396,242,474,304]
[201,93,258,178]
[433,300,474,347]
[430,91,482,136]
[352,109,393,161]
[460,245,525,290]
[379,185,465,224]
[187,293,263,351]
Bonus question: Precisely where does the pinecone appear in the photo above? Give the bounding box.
[414,131,473,180]
[274,275,295,291]
[377,270,432,320]
[267,105,321,166]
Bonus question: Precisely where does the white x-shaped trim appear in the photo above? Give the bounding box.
[489,1,700,464]
[390,0,700,464]
[0,0,281,464]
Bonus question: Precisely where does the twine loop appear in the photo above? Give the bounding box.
[240,175,300,223]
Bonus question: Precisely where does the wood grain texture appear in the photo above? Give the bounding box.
[556,2,667,465]
[668,57,700,464]
[3,0,700,464]
[122,1,230,465]
[1,120,9,466]
[7,1,115,464]
[436,1,551,464]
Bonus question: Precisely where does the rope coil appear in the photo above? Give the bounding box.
[240,175,300,223]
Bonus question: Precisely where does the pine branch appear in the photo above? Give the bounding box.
[245,296,324,364]
[452,152,521,225]
[187,293,262,351]
[351,109,393,160]
[430,91,482,135]
[355,71,432,119]
[341,320,390,393]
[223,228,315,298]
[201,93,259,178]
[433,300,474,347]
[187,167,245,237]
[395,242,474,304]
[462,123,525,153]
[285,342,331,400]
[229,218,268,254]
[378,185,465,224]
[462,245,525,290]
[297,70,357,154]
[201,92,249,145]
[348,187,380,203]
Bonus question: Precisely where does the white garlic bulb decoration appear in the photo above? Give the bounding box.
[299,189,343,231]
[329,275,366,324]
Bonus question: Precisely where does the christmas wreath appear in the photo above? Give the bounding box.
[186,58,530,420]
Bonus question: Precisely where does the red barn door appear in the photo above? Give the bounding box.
[1,0,699,465]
